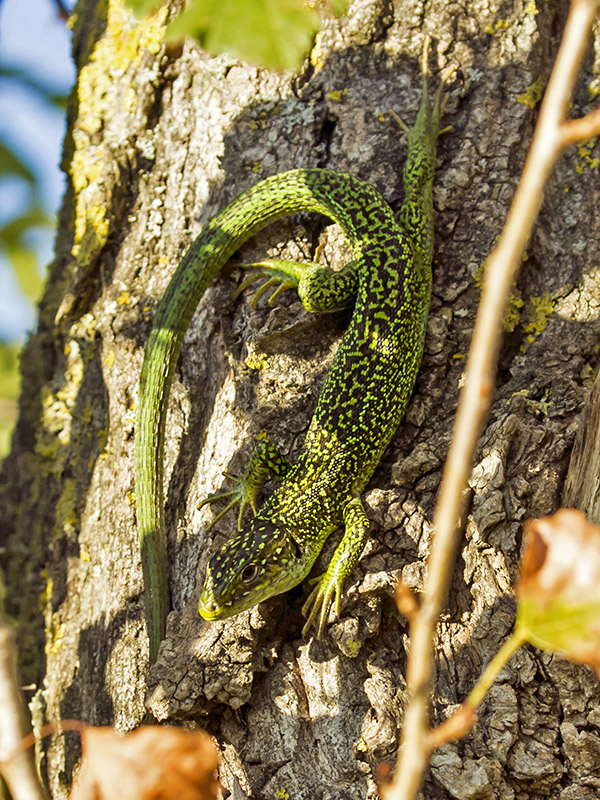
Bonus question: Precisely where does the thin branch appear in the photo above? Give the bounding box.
[382,1,600,797]
[560,105,600,144]
[5,720,87,764]
[464,629,527,710]
[52,0,71,22]
[428,704,478,750]
[0,603,48,799]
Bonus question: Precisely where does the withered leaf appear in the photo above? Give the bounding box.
[516,508,600,676]
[69,725,220,800]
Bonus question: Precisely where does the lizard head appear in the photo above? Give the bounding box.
[198,517,309,621]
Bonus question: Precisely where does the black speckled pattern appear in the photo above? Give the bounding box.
[136,79,444,657]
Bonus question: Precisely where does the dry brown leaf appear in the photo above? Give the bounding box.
[516,508,600,676]
[69,725,220,800]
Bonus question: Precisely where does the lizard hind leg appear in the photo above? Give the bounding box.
[233,260,308,308]
[297,260,359,313]
[197,434,289,531]
[234,258,359,313]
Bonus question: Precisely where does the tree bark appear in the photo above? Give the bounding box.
[1,0,600,798]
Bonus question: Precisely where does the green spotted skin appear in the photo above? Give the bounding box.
[136,74,443,661]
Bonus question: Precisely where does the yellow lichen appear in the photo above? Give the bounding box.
[343,637,361,656]
[506,387,551,415]
[517,77,543,109]
[70,146,105,191]
[522,292,553,334]
[36,317,96,460]
[326,89,348,102]
[310,29,325,71]
[245,344,268,371]
[37,388,71,455]
[520,292,553,352]
[47,621,67,656]
[250,118,267,131]
[524,1,538,13]
[72,313,98,343]
[71,0,168,266]
[73,197,110,263]
[507,388,529,405]
[54,479,77,540]
[503,289,525,333]
[574,140,600,173]
[472,261,485,289]
[39,569,52,611]
[484,19,508,34]
[98,427,110,458]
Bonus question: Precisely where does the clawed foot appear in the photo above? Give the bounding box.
[197,470,258,532]
[233,261,302,308]
[301,571,342,639]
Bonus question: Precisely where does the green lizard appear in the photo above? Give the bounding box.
[135,44,447,663]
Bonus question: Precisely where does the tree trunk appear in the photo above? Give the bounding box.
[1,0,600,797]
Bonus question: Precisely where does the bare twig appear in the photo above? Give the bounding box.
[560,105,600,144]
[0,576,48,800]
[51,0,71,22]
[383,2,600,797]
[429,703,478,750]
[6,720,87,764]
[428,627,527,750]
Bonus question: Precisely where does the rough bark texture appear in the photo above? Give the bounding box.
[564,370,600,522]
[1,0,600,798]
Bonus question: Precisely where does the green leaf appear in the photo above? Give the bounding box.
[5,242,44,302]
[124,0,165,17]
[0,342,20,461]
[0,208,50,302]
[165,0,321,71]
[0,208,50,248]
[0,141,36,184]
[517,595,600,657]
[515,510,600,675]
[0,65,69,111]
[0,343,20,399]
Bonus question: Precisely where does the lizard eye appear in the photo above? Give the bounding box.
[288,534,302,560]
[241,564,258,584]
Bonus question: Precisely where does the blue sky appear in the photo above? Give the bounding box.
[0,0,75,340]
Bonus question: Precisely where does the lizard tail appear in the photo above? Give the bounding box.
[135,168,386,662]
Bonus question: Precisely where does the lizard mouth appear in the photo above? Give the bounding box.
[198,588,224,620]
[198,583,241,620]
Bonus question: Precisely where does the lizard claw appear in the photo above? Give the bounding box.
[301,572,342,638]
[197,472,258,531]
[234,261,299,307]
